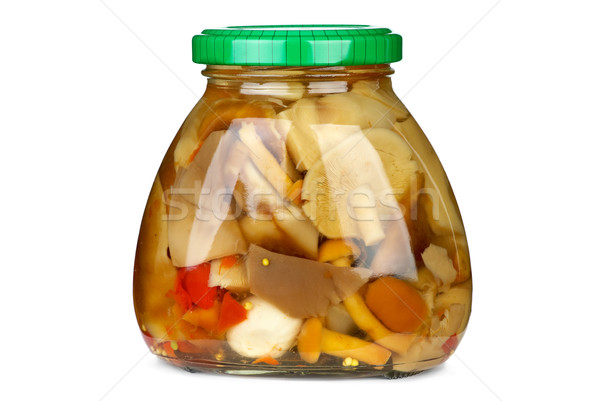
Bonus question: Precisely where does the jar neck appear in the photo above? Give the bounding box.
[202,64,394,94]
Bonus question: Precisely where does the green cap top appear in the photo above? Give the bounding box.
[192,25,402,66]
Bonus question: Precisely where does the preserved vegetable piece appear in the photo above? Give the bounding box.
[364,277,428,333]
[302,131,396,244]
[182,301,221,332]
[216,292,248,332]
[277,98,321,171]
[431,234,471,284]
[350,80,409,122]
[343,293,417,355]
[226,296,302,359]
[207,256,249,292]
[237,121,293,196]
[234,158,284,216]
[167,200,248,267]
[325,303,359,335]
[181,263,217,309]
[318,239,361,264]
[134,25,472,377]
[285,179,303,205]
[272,205,319,260]
[246,244,370,318]
[174,99,276,169]
[320,327,391,366]
[297,317,323,363]
[363,128,418,201]
[369,218,417,278]
[422,243,457,285]
[240,81,306,101]
[430,303,465,337]
[317,92,397,130]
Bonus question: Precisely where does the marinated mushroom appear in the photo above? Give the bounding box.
[302,132,394,244]
[422,243,457,285]
[226,296,302,359]
[369,218,417,278]
[245,244,370,318]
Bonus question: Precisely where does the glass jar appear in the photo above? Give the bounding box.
[133,25,472,378]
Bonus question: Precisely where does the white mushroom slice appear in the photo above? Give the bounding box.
[239,118,300,182]
[364,128,419,201]
[167,196,248,267]
[173,100,209,169]
[435,284,471,310]
[226,296,302,359]
[308,80,348,94]
[350,80,409,122]
[172,130,247,206]
[277,98,322,171]
[167,130,248,267]
[434,282,472,334]
[272,204,319,260]
[369,217,417,279]
[302,131,396,244]
[239,214,286,249]
[240,81,306,101]
[208,257,249,293]
[234,159,284,217]
[316,91,400,129]
[422,244,457,285]
[350,184,386,246]
[433,303,466,337]
[237,121,292,197]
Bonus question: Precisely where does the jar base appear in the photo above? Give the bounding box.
[159,356,437,379]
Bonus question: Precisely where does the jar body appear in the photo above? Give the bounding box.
[133,65,472,377]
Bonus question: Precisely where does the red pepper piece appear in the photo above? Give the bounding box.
[217,292,248,332]
[166,268,192,312]
[220,255,238,270]
[182,263,217,309]
[442,334,458,354]
[252,356,279,365]
[162,341,177,358]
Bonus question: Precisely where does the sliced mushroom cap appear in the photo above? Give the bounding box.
[316,91,399,129]
[277,97,323,171]
[236,121,293,197]
[246,244,370,319]
[167,197,248,267]
[364,128,419,201]
[301,131,397,244]
[167,130,248,267]
[422,243,457,285]
[234,159,284,218]
[240,81,306,101]
[369,217,417,279]
[174,99,276,169]
[350,80,409,122]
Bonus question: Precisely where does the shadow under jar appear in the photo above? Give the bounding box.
[133,25,472,378]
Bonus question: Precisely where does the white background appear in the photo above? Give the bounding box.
[1,1,599,400]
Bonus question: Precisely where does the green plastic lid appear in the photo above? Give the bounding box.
[192,25,402,66]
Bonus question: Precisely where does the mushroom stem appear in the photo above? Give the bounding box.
[343,293,416,355]
[320,327,391,366]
